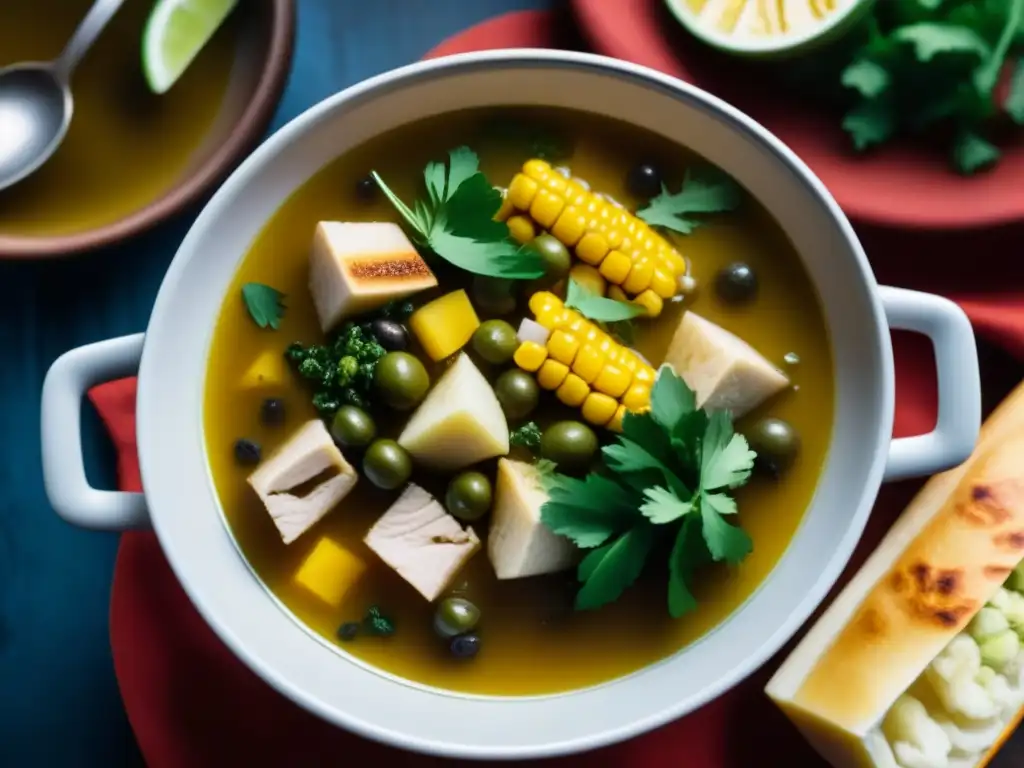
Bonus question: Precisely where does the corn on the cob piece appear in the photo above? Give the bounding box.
[515,292,656,430]
[506,160,690,317]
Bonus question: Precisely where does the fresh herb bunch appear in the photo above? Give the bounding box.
[372,147,546,280]
[636,168,743,235]
[510,421,543,451]
[286,322,387,414]
[781,0,1024,174]
[540,366,756,618]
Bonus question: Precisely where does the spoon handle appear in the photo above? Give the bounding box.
[54,0,127,81]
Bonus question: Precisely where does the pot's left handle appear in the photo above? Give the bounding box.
[41,333,150,531]
[880,287,981,483]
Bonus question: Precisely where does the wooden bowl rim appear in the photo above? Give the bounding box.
[0,0,296,259]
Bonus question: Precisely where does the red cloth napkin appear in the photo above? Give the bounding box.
[89,10,1024,768]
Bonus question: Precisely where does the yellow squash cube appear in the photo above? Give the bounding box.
[409,290,480,361]
[239,350,289,391]
[293,537,367,607]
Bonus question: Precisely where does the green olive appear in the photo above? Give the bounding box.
[494,369,539,420]
[529,233,572,280]
[433,597,481,638]
[330,405,377,448]
[471,320,518,365]
[471,275,516,316]
[715,262,758,304]
[362,439,413,490]
[747,418,800,477]
[374,351,430,410]
[445,472,493,522]
[540,421,598,473]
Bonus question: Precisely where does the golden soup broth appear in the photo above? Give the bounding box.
[204,109,834,695]
[0,0,236,238]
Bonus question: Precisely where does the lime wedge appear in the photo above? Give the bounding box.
[142,0,239,94]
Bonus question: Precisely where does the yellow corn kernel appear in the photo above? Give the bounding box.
[507,215,536,244]
[593,363,631,398]
[650,267,676,299]
[576,232,610,265]
[599,250,632,284]
[617,354,639,373]
[622,383,651,412]
[563,315,588,335]
[605,229,625,250]
[633,289,664,318]
[582,392,618,427]
[513,341,548,372]
[494,188,515,222]
[523,159,552,181]
[551,206,587,247]
[606,285,628,304]
[623,257,655,294]
[633,366,655,385]
[572,344,607,383]
[582,324,603,344]
[530,189,565,228]
[556,373,590,407]
[667,250,688,275]
[542,173,569,196]
[528,291,562,317]
[608,405,627,433]
[566,179,589,205]
[595,335,616,356]
[537,308,569,330]
[508,174,538,210]
[569,264,607,297]
[537,359,569,390]
[548,330,581,366]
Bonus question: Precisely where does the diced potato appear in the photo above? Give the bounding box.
[664,311,789,418]
[488,459,576,580]
[398,353,509,471]
[408,289,480,361]
[239,350,289,391]
[308,222,437,333]
[293,537,367,607]
[247,420,358,544]
[364,484,480,601]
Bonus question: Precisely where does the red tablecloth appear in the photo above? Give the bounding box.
[90,10,1024,768]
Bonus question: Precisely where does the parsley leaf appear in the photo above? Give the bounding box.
[1004,60,1024,123]
[636,169,742,235]
[894,23,991,61]
[649,364,696,431]
[575,523,655,611]
[541,473,639,548]
[700,411,756,491]
[843,99,897,151]
[241,283,286,330]
[640,485,693,524]
[841,59,891,98]
[951,129,1001,174]
[668,515,711,618]
[372,148,545,281]
[699,493,753,565]
[564,278,644,322]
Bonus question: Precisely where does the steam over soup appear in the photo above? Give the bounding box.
[203,109,834,695]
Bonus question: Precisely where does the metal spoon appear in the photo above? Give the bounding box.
[0,0,125,192]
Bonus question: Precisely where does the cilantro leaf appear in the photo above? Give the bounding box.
[700,411,756,491]
[702,491,738,517]
[668,514,711,618]
[602,438,690,499]
[893,23,991,61]
[649,364,696,431]
[699,492,753,565]
[621,409,676,466]
[442,175,511,241]
[564,278,644,322]
[428,228,544,280]
[1004,60,1024,123]
[639,485,694,524]
[843,99,897,151]
[541,473,639,548]
[951,130,1000,174]
[241,283,286,330]
[371,171,428,237]
[636,168,742,235]
[424,161,446,210]
[445,146,480,196]
[575,523,655,611]
[841,59,891,98]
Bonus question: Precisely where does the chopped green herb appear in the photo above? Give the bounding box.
[510,421,542,452]
[363,605,395,637]
[372,147,546,281]
[636,169,743,236]
[241,282,286,330]
[564,277,644,323]
[539,366,756,618]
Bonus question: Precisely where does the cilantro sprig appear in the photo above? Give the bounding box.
[540,366,756,618]
[636,168,743,236]
[372,147,545,280]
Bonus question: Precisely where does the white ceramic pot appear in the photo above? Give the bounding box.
[40,51,982,759]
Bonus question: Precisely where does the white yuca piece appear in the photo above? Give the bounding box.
[308,222,437,332]
[247,420,358,545]
[765,379,1024,768]
[663,311,789,417]
[398,353,509,471]
[487,459,576,580]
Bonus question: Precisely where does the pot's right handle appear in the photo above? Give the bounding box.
[880,286,981,483]
[41,333,150,531]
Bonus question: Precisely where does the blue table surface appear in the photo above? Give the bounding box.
[0,1,552,764]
